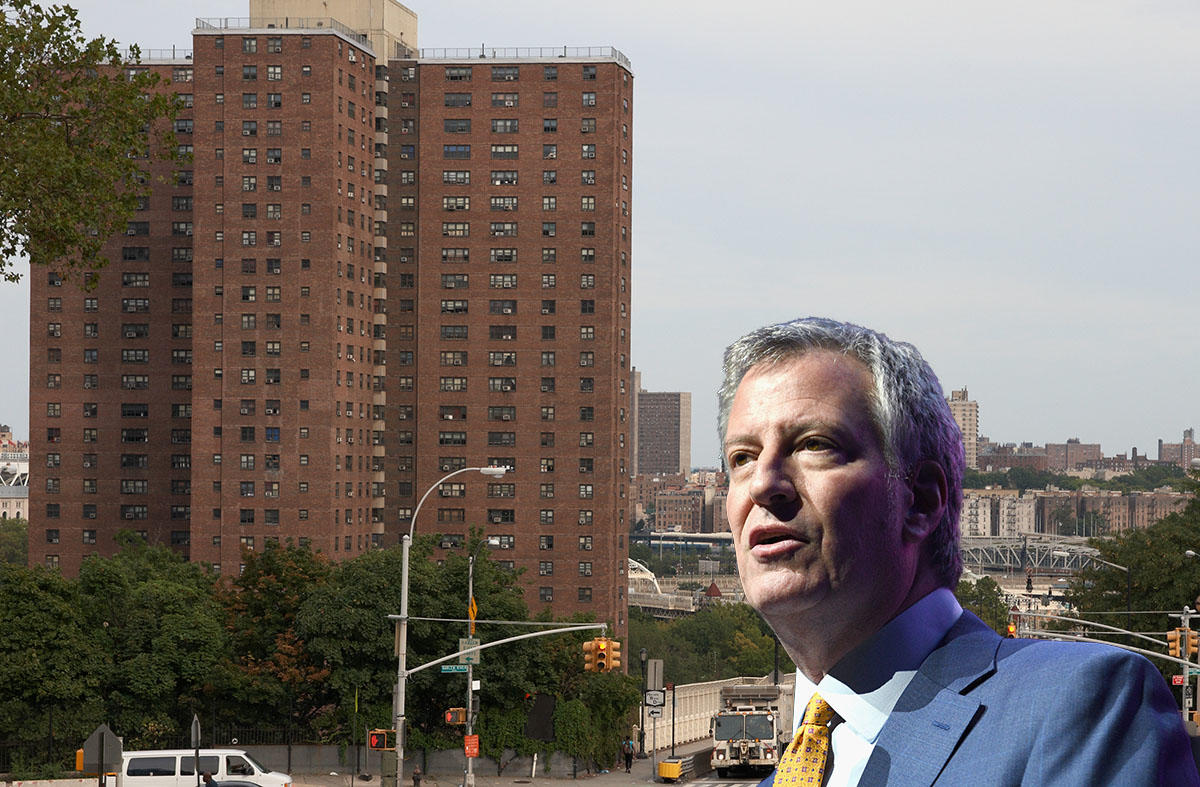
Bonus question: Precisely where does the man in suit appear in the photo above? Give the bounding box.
[719,317,1197,785]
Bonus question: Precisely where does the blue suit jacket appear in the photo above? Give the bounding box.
[762,612,1198,785]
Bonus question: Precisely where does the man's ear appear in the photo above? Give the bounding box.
[903,460,947,543]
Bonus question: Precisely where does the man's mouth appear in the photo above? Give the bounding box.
[749,526,808,557]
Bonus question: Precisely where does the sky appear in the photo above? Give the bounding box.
[3,0,1199,467]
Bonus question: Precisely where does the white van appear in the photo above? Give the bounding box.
[120,749,292,787]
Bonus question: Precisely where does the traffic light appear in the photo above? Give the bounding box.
[445,707,467,725]
[595,637,610,672]
[1168,628,1183,658]
[368,729,395,751]
[1188,630,1199,658]
[606,639,622,672]
[582,638,599,671]
[1005,622,1016,638]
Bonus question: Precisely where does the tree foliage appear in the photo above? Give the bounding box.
[0,0,178,283]
[954,576,1009,634]
[0,534,641,771]
[0,515,27,564]
[1063,499,1200,641]
[628,603,794,684]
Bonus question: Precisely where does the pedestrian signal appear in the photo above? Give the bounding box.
[368,729,395,751]
[445,707,467,725]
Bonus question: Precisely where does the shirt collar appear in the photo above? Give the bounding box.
[795,588,963,743]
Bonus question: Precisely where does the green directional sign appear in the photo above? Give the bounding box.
[441,664,469,673]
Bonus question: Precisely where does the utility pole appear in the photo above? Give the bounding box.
[1169,607,1196,721]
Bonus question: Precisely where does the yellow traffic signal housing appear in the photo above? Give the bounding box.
[582,638,599,671]
[445,707,467,725]
[1168,628,1183,658]
[606,639,622,672]
[368,729,395,751]
[594,637,609,672]
[1188,630,1199,657]
[1005,623,1016,639]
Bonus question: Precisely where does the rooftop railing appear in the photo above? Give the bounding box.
[417,45,630,69]
[194,17,371,48]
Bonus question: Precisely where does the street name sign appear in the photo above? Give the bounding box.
[441,664,469,673]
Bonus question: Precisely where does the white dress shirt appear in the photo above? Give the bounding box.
[791,588,964,787]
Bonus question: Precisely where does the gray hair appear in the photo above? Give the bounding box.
[718,317,964,588]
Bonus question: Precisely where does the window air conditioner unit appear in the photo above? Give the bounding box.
[501,384,513,391]
[541,308,551,314]
[126,230,137,236]
[243,129,251,135]
[83,460,93,468]
[492,516,503,523]
[540,385,550,392]
[502,307,512,314]
[125,330,138,338]
[265,408,278,415]
[240,407,251,415]
[125,512,135,519]
[501,414,511,421]
[83,382,94,389]
[504,100,514,106]
[505,75,515,81]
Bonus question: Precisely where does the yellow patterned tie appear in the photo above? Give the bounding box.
[775,693,834,785]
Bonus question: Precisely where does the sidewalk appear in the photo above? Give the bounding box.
[296,741,713,787]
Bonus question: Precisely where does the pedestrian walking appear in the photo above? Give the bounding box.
[622,737,635,773]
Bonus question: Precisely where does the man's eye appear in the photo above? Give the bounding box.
[799,437,833,452]
[729,452,752,467]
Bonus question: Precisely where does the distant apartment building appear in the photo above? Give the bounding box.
[946,388,979,470]
[654,486,704,533]
[1045,439,1103,472]
[26,0,633,633]
[961,488,1035,537]
[1159,429,1199,470]
[632,373,691,475]
[1033,488,1190,535]
[977,442,1049,472]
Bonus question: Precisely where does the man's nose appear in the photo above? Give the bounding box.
[748,454,800,512]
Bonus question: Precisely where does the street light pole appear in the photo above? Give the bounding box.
[638,648,648,758]
[394,466,508,787]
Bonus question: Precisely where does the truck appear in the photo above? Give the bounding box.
[709,684,790,778]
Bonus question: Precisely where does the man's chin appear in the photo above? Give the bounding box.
[743,572,825,619]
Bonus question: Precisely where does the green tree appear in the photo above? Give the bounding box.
[629,604,794,684]
[224,542,333,730]
[75,533,226,745]
[0,563,105,754]
[0,516,27,564]
[0,0,178,283]
[954,576,1009,634]
[1062,499,1200,674]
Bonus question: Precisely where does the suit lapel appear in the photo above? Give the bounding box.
[860,612,1001,786]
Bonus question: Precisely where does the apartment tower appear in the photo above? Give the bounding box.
[384,48,634,627]
[28,0,632,632]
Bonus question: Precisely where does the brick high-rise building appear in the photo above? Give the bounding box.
[946,388,978,470]
[27,0,632,635]
[383,47,633,629]
[632,379,690,476]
